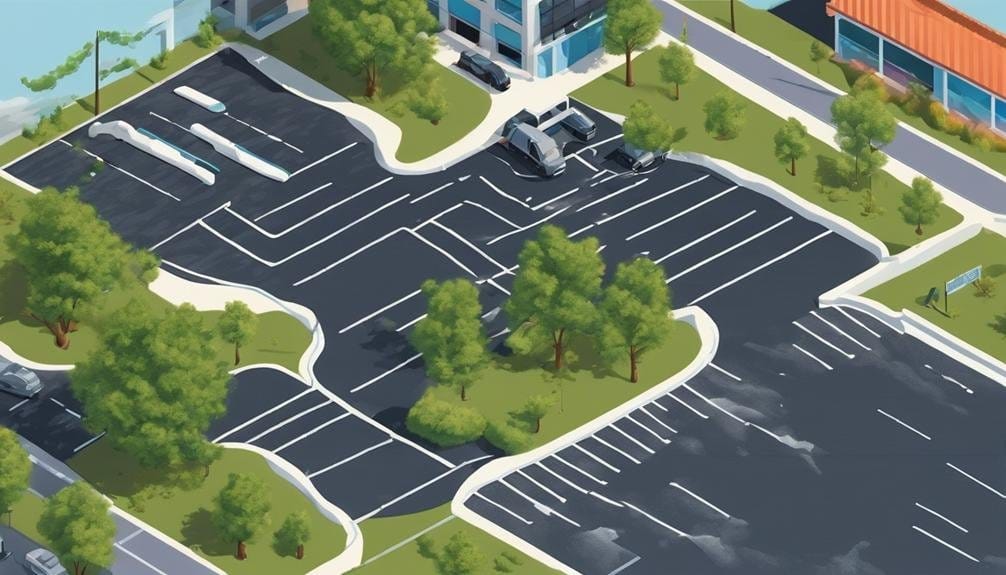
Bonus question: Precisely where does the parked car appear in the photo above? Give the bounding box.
[25,549,68,575]
[559,108,597,141]
[0,360,42,398]
[505,123,566,177]
[457,51,511,91]
[612,143,663,171]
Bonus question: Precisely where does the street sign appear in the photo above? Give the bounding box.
[946,266,982,296]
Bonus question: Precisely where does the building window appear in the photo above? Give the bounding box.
[553,17,604,73]
[537,47,554,78]
[539,0,606,45]
[496,0,522,23]
[495,23,522,66]
[882,41,934,90]
[427,0,439,18]
[837,18,879,71]
[996,98,1006,132]
[947,73,992,124]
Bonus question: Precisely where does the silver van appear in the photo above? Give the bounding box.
[0,361,42,398]
[505,123,566,177]
[25,549,68,575]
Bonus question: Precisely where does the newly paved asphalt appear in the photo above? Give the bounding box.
[3,49,1003,573]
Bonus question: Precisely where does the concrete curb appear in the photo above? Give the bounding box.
[451,307,718,575]
[0,340,74,371]
[107,506,228,575]
[219,442,362,574]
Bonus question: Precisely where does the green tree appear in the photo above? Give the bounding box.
[773,117,810,176]
[0,427,31,525]
[522,394,556,433]
[438,531,486,575]
[6,187,156,349]
[214,473,271,561]
[72,302,230,469]
[658,42,695,100]
[406,391,487,446]
[0,187,16,223]
[830,92,896,185]
[273,511,311,560]
[408,71,449,125]
[194,14,222,49]
[623,100,674,153]
[899,177,943,236]
[217,300,258,366]
[599,259,672,383]
[411,279,488,401]
[703,92,746,139]
[310,0,437,98]
[809,40,832,74]
[37,483,115,575]
[505,225,605,370]
[604,0,662,87]
[484,420,532,454]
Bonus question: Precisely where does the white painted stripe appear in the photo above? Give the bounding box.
[608,556,641,575]
[479,175,530,208]
[552,454,609,484]
[49,397,64,407]
[350,353,423,394]
[517,469,566,503]
[639,406,677,433]
[273,412,351,453]
[682,383,748,426]
[669,482,731,518]
[535,462,588,494]
[489,327,510,339]
[289,142,357,177]
[408,229,478,278]
[569,153,599,172]
[115,542,169,575]
[293,227,405,286]
[150,202,231,251]
[340,290,422,334]
[941,374,974,394]
[362,515,456,565]
[487,206,570,245]
[666,393,709,419]
[810,311,871,351]
[411,181,454,204]
[588,491,624,508]
[473,492,533,525]
[877,409,931,441]
[354,455,491,521]
[709,362,742,382]
[396,314,427,332]
[832,306,882,338]
[307,438,394,478]
[626,414,671,443]
[667,217,792,284]
[689,231,832,305]
[63,140,182,202]
[576,133,623,153]
[72,431,106,454]
[627,186,739,241]
[212,389,313,442]
[911,525,979,563]
[649,399,669,412]
[793,321,855,359]
[653,210,756,264]
[621,500,690,537]
[574,443,622,473]
[531,187,580,210]
[915,502,968,533]
[254,182,332,221]
[246,400,331,443]
[946,462,1006,498]
[568,223,595,237]
[792,343,834,370]
[64,408,82,419]
[590,172,620,188]
[575,178,649,212]
[611,422,657,453]
[500,479,581,528]
[412,203,466,230]
[487,278,511,296]
[591,434,642,464]
[282,141,304,154]
[117,529,144,546]
[597,175,710,225]
[8,398,29,412]
[463,200,521,229]
[432,220,511,273]
[147,111,192,134]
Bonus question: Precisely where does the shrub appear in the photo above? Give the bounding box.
[975,276,996,298]
[149,51,169,70]
[851,73,889,103]
[48,106,63,128]
[924,101,948,130]
[195,15,222,49]
[944,113,968,137]
[484,420,532,454]
[901,82,931,116]
[405,391,486,447]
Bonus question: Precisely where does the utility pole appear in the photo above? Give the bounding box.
[730,0,736,33]
[94,30,100,116]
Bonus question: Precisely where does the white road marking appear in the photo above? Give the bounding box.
[473,492,533,525]
[500,479,581,527]
[639,406,678,433]
[552,454,608,484]
[224,112,304,152]
[792,343,834,370]
[689,230,832,305]
[621,500,690,537]
[832,306,883,338]
[431,220,511,273]
[462,200,521,229]
[49,397,65,407]
[597,175,710,225]
[682,383,748,426]
[627,185,738,241]
[487,207,570,246]
[591,434,643,464]
[588,491,624,508]
[148,111,193,134]
[307,438,394,478]
[355,454,491,521]
[479,175,530,208]
[575,178,649,212]
[516,469,566,503]
[350,353,423,393]
[941,374,974,394]
[411,181,454,204]
[117,529,144,546]
[666,393,709,419]
[362,515,457,565]
[568,223,595,237]
[915,502,968,533]
[626,414,671,444]
[576,133,622,153]
[535,462,588,494]
[608,557,641,575]
[709,362,742,382]
[255,182,332,222]
[412,202,465,230]
[590,172,620,188]
[610,423,657,453]
[213,389,314,442]
[877,409,931,441]
[150,202,230,250]
[531,187,580,211]
[246,400,331,444]
[8,398,29,412]
[486,278,511,296]
[340,289,422,334]
[811,310,871,351]
[911,525,980,563]
[669,482,731,518]
[946,462,1006,498]
[408,229,478,277]
[654,210,756,264]
[649,399,669,412]
[289,142,358,177]
[666,217,792,284]
[64,408,82,419]
[72,431,106,454]
[273,412,351,453]
[293,227,406,286]
[489,327,510,339]
[793,321,855,359]
[569,153,599,172]
[573,443,622,473]
[396,314,427,332]
[60,140,182,202]
[114,542,169,575]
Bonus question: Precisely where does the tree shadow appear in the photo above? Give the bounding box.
[181,508,232,557]
[985,264,1006,278]
[0,260,28,325]
[814,155,849,189]
[671,127,689,145]
[990,314,1006,337]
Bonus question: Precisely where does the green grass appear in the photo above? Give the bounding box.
[679,0,1006,177]
[70,443,346,575]
[239,18,491,162]
[431,319,701,450]
[352,507,559,575]
[8,490,48,546]
[573,49,963,254]
[865,229,1006,363]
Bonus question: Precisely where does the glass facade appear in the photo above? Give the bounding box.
[539,0,607,45]
[495,23,522,66]
[882,41,934,90]
[448,0,481,28]
[427,0,439,17]
[549,17,604,75]
[995,98,1006,132]
[947,73,991,123]
[496,0,522,23]
[537,47,554,78]
[837,18,879,70]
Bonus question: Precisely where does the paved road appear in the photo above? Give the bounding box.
[654,0,1006,214]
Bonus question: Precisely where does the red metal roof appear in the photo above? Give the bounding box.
[827,0,1006,99]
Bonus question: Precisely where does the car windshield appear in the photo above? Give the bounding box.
[566,114,590,128]
[471,54,492,67]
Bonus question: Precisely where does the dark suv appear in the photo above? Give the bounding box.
[457,51,511,91]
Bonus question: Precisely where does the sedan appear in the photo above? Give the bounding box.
[0,361,42,398]
[457,51,511,91]
[560,108,597,141]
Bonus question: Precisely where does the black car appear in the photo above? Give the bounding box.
[457,51,511,91]
[559,108,597,141]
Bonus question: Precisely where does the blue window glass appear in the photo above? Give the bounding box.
[427,0,439,18]
[537,47,554,78]
[933,69,945,102]
[448,0,480,28]
[496,0,522,23]
[495,23,522,66]
[995,98,1006,132]
[837,18,879,70]
[882,41,934,90]
[947,73,992,124]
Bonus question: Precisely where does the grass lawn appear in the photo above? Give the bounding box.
[432,319,701,450]
[70,443,346,574]
[8,490,48,546]
[679,0,1006,178]
[352,505,559,575]
[572,49,962,255]
[865,229,1006,363]
[239,18,491,163]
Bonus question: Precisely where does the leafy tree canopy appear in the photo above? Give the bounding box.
[599,258,672,382]
[623,100,674,153]
[274,511,312,558]
[703,92,747,139]
[438,531,486,575]
[406,391,487,447]
[38,483,115,575]
[899,177,943,235]
[411,279,488,400]
[658,42,695,99]
[0,426,31,514]
[214,473,271,559]
[218,300,258,365]
[603,0,662,86]
[773,117,810,175]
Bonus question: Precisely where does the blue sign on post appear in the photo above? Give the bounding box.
[945,266,982,296]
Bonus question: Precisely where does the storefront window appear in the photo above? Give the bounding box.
[947,73,991,124]
[882,41,934,90]
[837,18,879,70]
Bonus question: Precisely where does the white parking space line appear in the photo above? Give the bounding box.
[649,399,669,412]
[568,223,595,237]
[59,140,182,202]
[408,229,479,277]
[535,462,588,494]
[149,111,193,135]
[462,200,521,229]
[411,182,455,204]
[114,542,169,575]
[396,314,427,332]
[666,217,792,284]
[531,187,580,211]
[246,401,331,443]
[64,407,82,419]
[946,462,1006,498]
[516,469,566,503]
[223,112,303,153]
[682,383,748,426]
[610,423,657,454]
[49,397,65,407]
[500,479,581,528]
[591,434,643,464]
[213,389,314,442]
[709,362,742,382]
[362,515,457,566]
[72,431,106,454]
[351,353,423,394]
[569,153,599,172]
[289,142,358,178]
[255,182,332,222]
[274,412,351,453]
[479,176,531,208]
[552,454,609,484]
[576,133,623,154]
[831,306,883,338]
[666,393,709,419]
[588,490,624,508]
[810,311,872,351]
[793,321,855,359]
[575,178,649,213]
[597,175,710,226]
[293,227,406,286]
[627,185,739,241]
[626,414,671,444]
[340,290,422,334]
[590,172,620,188]
[669,482,731,518]
[117,529,144,546]
[792,343,834,370]
[489,327,510,339]
[8,398,29,412]
[307,438,394,478]
[639,406,678,433]
[573,443,622,473]
[150,202,231,251]
[621,500,690,538]
[653,210,756,264]
[941,374,974,395]
[486,278,511,295]
[911,525,980,563]
[355,454,491,521]
[431,220,512,273]
[876,409,931,441]
[608,556,641,575]
[487,206,570,245]
[915,502,968,533]
[474,492,533,525]
[689,230,833,306]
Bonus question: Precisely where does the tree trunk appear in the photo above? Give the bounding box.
[365,60,378,98]
[535,417,541,433]
[675,82,680,100]
[296,544,304,560]
[915,222,923,235]
[791,156,796,176]
[237,540,247,560]
[461,384,467,401]
[234,342,241,365]
[629,347,639,383]
[730,0,736,32]
[553,329,565,370]
[624,49,634,87]
[854,151,860,184]
[94,31,100,116]
[431,119,440,125]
